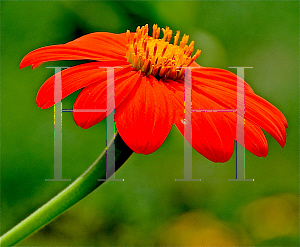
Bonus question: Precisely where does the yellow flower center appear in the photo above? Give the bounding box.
[126,24,201,80]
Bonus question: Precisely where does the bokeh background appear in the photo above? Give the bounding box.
[1,1,299,246]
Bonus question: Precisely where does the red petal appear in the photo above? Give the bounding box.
[192,67,255,93]
[20,32,129,69]
[73,68,141,129]
[242,118,268,157]
[115,75,175,154]
[192,67,287,148]
[225,111,268,157]
[165,79,234,163]
[191,84,268,157]
[37,61,130,109]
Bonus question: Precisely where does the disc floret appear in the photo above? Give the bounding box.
[126,24,201,80]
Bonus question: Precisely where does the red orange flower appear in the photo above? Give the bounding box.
[20,24,287,162]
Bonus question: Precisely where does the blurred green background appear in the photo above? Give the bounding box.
[1,1,299,246]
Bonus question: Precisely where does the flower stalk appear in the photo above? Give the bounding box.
[0,133,133,246]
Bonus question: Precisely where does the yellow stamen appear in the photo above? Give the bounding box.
[152,24,157,38]
[156,27,161,39]
[126,24,201,80]
[126,30,131,44]
[174,31,180,46]
[167,30,173,43]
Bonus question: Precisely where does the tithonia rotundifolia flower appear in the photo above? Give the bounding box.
[20,24,288,162]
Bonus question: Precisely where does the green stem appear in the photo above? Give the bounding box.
[0,133,133,246]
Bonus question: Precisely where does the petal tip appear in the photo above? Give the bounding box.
[19,59,27,69]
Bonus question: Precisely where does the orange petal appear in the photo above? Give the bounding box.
[192,67,287,148]
[20,32,129,69]
[115,75,175,154]
[73,68,141,129]
[165,79,234,163]
[36,61,130,109]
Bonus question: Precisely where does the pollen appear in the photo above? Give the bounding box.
[126,24,201,80]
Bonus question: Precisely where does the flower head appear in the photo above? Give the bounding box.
[126,24,201,80]
[20,24,288,162]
